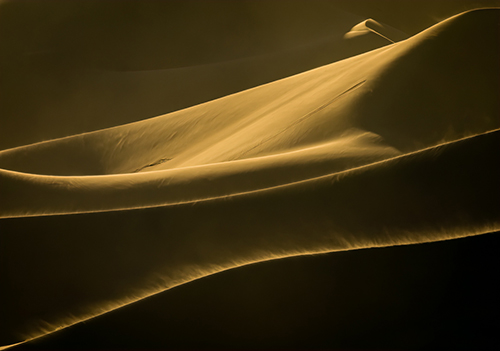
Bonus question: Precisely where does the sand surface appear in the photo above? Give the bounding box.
[1,2,499,349]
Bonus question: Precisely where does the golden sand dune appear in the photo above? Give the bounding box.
[1,8,499,349]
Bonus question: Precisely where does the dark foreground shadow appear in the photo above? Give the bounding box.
[14,232,499,350]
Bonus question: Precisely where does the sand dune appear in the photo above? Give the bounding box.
[1,7,499,349]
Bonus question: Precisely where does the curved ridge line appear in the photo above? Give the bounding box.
[2,128,498,220]
[2,224,498,350]
[0,135,385,179]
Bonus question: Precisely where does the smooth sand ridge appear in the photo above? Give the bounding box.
[0,130,401,219]
[0,8,499,348]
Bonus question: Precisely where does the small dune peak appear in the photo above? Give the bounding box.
[344,18,408,43]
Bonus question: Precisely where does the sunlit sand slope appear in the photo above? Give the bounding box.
[0,6,394,150]
[0,8,499,348]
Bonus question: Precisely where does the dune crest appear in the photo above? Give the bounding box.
[344,18,409,42]
[1,8,499,349]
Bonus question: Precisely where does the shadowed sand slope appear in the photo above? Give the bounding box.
[0,8,499,348]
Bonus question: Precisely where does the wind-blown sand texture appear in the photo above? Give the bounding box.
[1,3,499,349]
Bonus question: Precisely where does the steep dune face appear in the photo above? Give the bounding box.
[0,8,499,348]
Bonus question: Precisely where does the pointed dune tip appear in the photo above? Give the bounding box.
[344,18,409,42]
